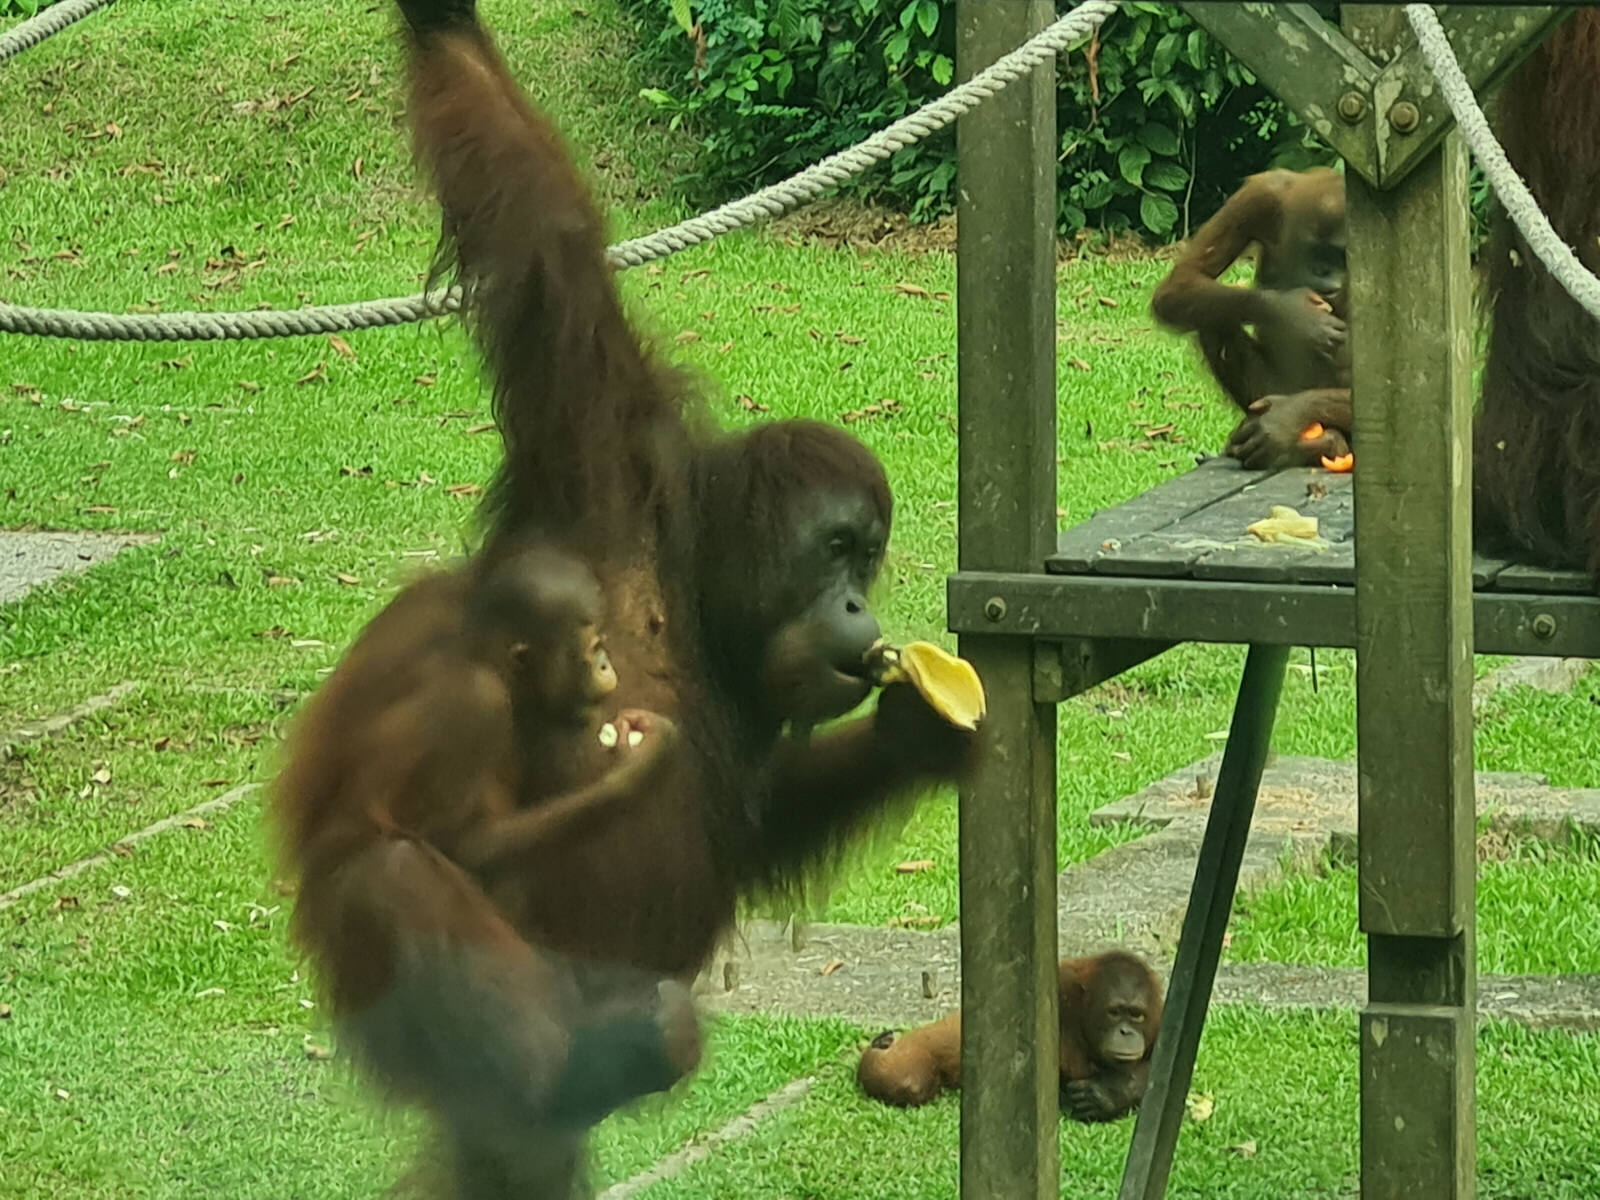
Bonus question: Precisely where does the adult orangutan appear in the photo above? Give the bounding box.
[273,0,982,1195]
[1474,12,1600,582]
[1150,166,1352,470]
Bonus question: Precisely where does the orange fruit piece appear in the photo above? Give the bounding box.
[1299,422,1326,442]
[1321,453,1354,473]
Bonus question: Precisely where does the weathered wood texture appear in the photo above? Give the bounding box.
[1181,5,1569,189]
[1042,457,1590,592]
[950,571,1600,659]
[1346,0,1478,1187]
[1377,6,1571,185]
[1118,643,1290,1200]
[1348,89,1477,944]
[1180,3,1379,183]
[952,2,1058,1197]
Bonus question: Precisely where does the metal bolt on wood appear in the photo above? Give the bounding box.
[1532,612,1558,640]
[1388,99,1422,133]
[984,597,1008,622]
[1339,90,1370,122]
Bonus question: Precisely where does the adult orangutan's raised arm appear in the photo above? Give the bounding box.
[397,0,693,550]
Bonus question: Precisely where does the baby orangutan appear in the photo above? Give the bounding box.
[449,543,679,872]
[273,541,694,1153]
[857,951,1163,1123]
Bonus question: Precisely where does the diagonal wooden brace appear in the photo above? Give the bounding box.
[1179,3,1569,189]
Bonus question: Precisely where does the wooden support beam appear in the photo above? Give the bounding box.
[1119,643,1290,1200]
[952,3,1058,1198]
[1031,638,1172,704]
[1180,3,1381,185]
[946,572,1600,660]
[1185,5,1567,190]
[1375,6,1569,187]
[1344,2,1478,1193]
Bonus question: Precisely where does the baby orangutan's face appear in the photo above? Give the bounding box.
[583,626,618,702]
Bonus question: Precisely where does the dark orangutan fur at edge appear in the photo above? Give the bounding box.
[271,0,982,1196]
[1475,11,1600,580]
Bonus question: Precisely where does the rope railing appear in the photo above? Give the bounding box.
[1404,4,1600,323]
[5,0,1596,341]
[0,0,116,66]
[0,0,1119,342]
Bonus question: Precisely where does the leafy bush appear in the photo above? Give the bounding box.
[625,0,1337,241]
[0,1,47,18]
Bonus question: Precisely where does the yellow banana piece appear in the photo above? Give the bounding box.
[1246,504,1320,544]
[873,641,987,731]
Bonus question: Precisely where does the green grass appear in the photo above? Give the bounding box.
[1228,673,1600,976]
[1229,828,1600,976]
[1,1,1598,1196]
[0,784,860,1198]
[637,1010,1600,1200]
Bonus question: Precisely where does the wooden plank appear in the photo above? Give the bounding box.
[1047,456,1258,575]
[1092,468,1342,581]
[1489,562,1593,594]
[1190,470,1354,583]
[947,571,1600,659]
[1055,466,1513,587]
[1345,0,1477,1190]
[1379,7,1572,188]
[952,3,1058,1198]
[1180,3,1380,186]
[1118,643,1289,1200]
[1350,33,1477,942]
[1471,551,1513,590]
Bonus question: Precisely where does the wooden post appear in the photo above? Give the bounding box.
[953,2,1058,1198]
[1344,9,1477,1198]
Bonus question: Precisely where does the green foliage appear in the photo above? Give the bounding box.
[0,0,47,16]
[625,0,1339,241]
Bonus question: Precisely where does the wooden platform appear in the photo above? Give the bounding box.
[1047,455,1589,593]
[947,457,1600,659]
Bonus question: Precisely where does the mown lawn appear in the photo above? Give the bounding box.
[1,1,1596,1197]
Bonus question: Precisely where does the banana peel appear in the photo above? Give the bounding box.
[1246,504,1322,545]
[868,640,987,731]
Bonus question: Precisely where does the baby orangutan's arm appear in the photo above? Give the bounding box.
[456,711,677,871]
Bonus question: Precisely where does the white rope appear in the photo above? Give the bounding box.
[0,0,117,66]
[0,0,1118,341]
[1404,4,1600,322]
[605,0,1119,268]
